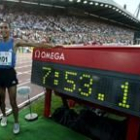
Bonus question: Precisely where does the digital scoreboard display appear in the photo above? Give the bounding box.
[31,46,140,117]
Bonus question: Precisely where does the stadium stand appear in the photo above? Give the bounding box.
[0,0,139,45]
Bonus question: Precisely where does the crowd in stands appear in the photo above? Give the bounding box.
[0,5,134,45]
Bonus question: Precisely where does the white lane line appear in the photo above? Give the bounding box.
[17,72,22,75]
[16,61,32,64]
[18,92,45,108]
[17,60,32,62]
[15,65,31,69]
[0,92,45,118]
[18,79,30,84]
[18,80,30,86]
[26,73,31,75]
[17,70,31,75]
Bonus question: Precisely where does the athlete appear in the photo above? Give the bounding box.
[0,21,53,134]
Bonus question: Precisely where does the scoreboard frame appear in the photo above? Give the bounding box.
[31,45,140,140]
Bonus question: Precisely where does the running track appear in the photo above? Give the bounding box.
[0,53,45,115]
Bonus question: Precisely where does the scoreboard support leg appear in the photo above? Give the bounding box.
[126,116,140,140]
[44,89,52,118]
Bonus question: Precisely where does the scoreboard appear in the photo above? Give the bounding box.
[31,46,140,117]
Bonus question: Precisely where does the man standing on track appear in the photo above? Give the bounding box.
[0,21,53,134]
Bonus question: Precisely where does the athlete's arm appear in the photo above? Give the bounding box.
[14,39,54,48]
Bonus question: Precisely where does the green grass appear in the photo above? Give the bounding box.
[0,94,91,140]
[31,93,84,116]
[31,94,63,116]
[0,110,91,140]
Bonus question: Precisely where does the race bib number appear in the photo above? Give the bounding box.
[0,52,12,66]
